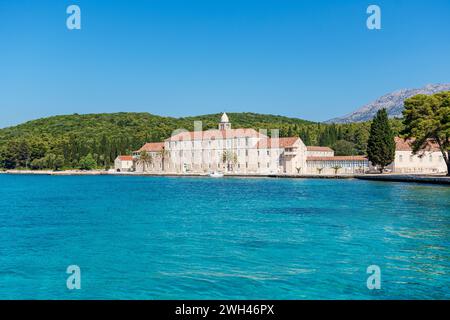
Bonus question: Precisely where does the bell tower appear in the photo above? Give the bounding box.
[219,112,231,130]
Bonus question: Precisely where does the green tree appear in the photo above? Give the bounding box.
[44,153,57,170]
[30,158,46,170]
[79,153,97,170]
[0,139,30,168]
[332,165,342,175]
[402,92,450,176]
[367,109,396,173]
[0,145,17,169]
[54,155,65,171]
[332,140,356,156]
[136,151,152,172]
[221,150,238,172]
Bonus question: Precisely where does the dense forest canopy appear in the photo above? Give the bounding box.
[0,112,403,170]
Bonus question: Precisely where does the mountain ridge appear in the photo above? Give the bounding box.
[326,83,450,123]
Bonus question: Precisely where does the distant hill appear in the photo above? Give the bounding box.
[0,112,315,168]
[0,112,313,144]
[326,83,450,123]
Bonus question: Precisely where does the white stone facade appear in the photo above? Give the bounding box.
[114,155,134,172]
[133,114,307,174]
[306,156,369,174]
[369,137,448,174]
[389,150,447,173]
[306,146,334,158]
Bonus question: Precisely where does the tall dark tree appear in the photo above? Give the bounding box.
[367,109,396,173]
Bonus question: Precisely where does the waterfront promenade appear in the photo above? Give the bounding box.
[2,170,449,184]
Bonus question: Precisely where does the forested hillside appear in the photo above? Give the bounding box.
[0,112,403,170]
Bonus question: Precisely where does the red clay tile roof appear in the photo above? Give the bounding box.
[395,137,441,152]
[137,142,165,152]
[306,146,334,152]
[395,137,413,151]
[166,128,267,141]
[307,156,367,161]
[118,155,133,161]
[257,137,300,149]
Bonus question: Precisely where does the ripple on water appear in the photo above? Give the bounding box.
[0,175,449,299]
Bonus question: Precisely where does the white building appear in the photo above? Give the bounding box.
[306,146,334,157]
[306,156,369,174]
[385,137,447,174]
[133,142,165,172]
[133,113,307,174]
[114,155,133,172]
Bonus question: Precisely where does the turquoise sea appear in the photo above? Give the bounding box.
[0,175,449,299]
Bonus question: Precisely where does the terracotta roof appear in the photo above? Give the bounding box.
[395,137,413,151]
[118,155,133,161]
[395,137,441,152]
[137,142,165,152]
[307,146,334,152]
[257,137,300,149]
[166,128,267,141]
[307,156,367,161]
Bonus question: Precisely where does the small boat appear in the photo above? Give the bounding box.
[209,171,224,178]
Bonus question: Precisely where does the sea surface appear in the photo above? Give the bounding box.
[0,175,449,299]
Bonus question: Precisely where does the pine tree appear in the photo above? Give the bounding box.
[367,109,396,173]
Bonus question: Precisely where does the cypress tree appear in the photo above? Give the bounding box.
[367,108,396,173]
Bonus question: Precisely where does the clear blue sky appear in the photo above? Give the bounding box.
[1,0,449,128]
